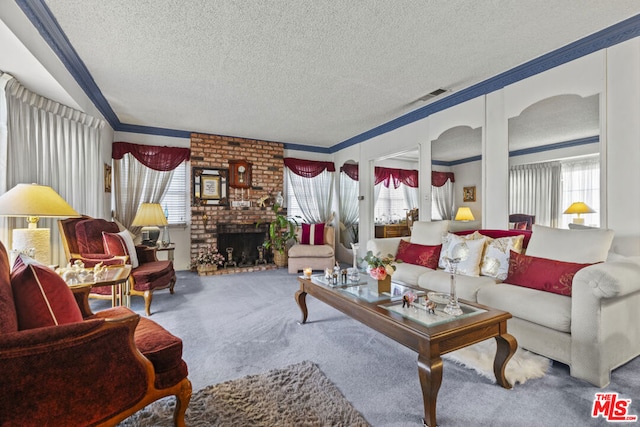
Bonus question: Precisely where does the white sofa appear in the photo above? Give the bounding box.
[367,221,640,387]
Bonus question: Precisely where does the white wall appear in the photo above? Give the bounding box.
[338,39,640,256]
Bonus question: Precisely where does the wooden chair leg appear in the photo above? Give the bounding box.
[169,274,176,294]
[173,378,193,427]
[144,290,152,316]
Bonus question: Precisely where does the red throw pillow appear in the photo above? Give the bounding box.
[504,250,593,296]
[395,239,441,269]
[301,223,325,245]
[10,255,83,330]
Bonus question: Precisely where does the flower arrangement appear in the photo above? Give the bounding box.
[192,245,225,268]
[360,250,398,280]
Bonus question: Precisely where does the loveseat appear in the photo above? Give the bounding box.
[367,221,640,387]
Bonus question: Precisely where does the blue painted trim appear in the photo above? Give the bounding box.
[15,1,640,154]
[283,143,331,154]
[432,155,482,167]
[115,123,192,139]
[16,0,121,129]
[330,13,640,153]
[508,136,599,157]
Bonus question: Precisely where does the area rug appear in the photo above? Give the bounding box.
[443,339,550,385]
[118,360,370,427]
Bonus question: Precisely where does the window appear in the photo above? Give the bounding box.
[117,155,188,225]
[560,156,600,229]
[161,161,188,225]
[285,175,305,223]
[375,184,407,223]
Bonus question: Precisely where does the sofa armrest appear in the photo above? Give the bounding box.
[570,259,640,386]
[0,314,153,426]
[573,259,640,300]
[366,237,404,259]
[136,245,159,263]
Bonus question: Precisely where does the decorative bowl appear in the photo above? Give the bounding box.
[427,291,450,305]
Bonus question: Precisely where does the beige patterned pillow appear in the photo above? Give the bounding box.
[438,231,482,269]
[480,235,525,280]
[441,235,487,277]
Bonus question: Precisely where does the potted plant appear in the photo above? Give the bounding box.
[192,245,225,275]
[262,203,298,267]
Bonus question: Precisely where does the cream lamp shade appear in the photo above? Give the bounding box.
[454,207,475,221]
[131,203,168,246]
[563,202,595,224]
[0,183,79,265]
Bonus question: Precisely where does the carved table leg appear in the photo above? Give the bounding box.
[295,290,308,324]
[418,353,443,427]
[494,333,517,389]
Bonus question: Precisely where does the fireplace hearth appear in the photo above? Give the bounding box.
[217,223,270,267]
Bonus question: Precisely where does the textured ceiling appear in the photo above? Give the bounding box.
[26,1,640,148]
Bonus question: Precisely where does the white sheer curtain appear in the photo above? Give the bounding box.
[509,162,561,228]
[560,157,600,228]
[113,153,174,232]
[1,74,104,266]
[432,180,454,220]
[286,168,334,223]
[402,185,419,210]
[339,172,359,245]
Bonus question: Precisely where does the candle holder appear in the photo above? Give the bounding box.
[443,242,470,316]
[224,247,237,268]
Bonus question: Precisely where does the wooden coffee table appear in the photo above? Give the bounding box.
[295,275,517,427]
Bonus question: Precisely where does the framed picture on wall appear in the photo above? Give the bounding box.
[104,163,112,193]
[193,167,229,206]
[463,186,476,202]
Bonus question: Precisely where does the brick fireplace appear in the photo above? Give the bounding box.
[190,132,284,273]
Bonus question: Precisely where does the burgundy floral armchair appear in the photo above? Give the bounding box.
[0,241,191,426]
[58,216,176,315]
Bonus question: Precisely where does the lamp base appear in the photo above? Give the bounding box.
[572,217,585,225]
[12,228,50,265]
[140,226,161,246]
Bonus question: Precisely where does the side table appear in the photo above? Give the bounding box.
[155,244,175,261]
[65,265,133,308]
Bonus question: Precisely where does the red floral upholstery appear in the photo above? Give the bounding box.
[58,216,177,316]
[505,250,594,296]
[0,241,191,426]
[395,239,441,269]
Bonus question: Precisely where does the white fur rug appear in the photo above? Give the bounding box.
[443,339,550,385]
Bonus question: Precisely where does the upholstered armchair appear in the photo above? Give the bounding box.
[59,216,176,316]
[0,241,191,426]
[288,224,335,274]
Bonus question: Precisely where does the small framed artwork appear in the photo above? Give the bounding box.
[463,186,476,202]
[104,163,112,193]
[193,167,229,206]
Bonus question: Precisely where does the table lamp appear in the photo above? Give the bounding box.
[0,183,79,265]
[454,207,475,222]
[131,203,168,246]
[563,202,595,224]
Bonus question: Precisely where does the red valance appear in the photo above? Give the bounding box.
[112,142,190,172]
[284,157,336,178]
[432,171,455,187]
[340,163,358,181]
[374,167,418,188]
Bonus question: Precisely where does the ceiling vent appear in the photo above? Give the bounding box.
[417,88,449,102]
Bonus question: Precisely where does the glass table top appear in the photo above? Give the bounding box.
[308,274,425,303]
[379,299,486,328]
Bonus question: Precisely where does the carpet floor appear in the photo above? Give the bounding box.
[99,269,640,426]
